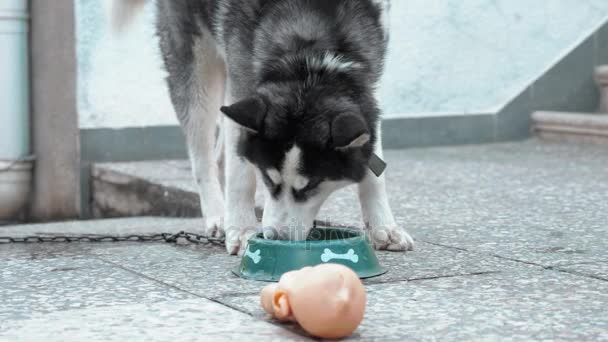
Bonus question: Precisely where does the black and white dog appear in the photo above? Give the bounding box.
[113,0,414,255]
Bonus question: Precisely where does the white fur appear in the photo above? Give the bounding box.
[223,83,260,255]
[212,1,230,58]
[181,35,227,239]
[293,175,309,191]
[283,146,302,186]
[109,0,147,33]
[306,52,360,73]
[357,98,414,251]
[336,133,371,151]
[267,168,282,185]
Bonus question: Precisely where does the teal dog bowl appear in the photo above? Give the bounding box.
[233,227,387,282]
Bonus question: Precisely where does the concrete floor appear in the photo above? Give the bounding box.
[2,139,608,341]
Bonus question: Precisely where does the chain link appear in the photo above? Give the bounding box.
[0,221,336,246]
[0,231,226,246]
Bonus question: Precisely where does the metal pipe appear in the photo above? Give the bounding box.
[0,0,29,159]
[0,0,31,220]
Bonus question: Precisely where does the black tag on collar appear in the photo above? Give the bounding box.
[369,153,387,177]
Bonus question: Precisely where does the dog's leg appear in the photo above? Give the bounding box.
[163,34,226,238]
[357,1,411,251]
[223,88,260,255]
[358,122,414,251]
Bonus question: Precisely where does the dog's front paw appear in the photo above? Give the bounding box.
[224,210,260,255]
[225,227,259,256]
[204,215,225,239]
[369,226,414,252]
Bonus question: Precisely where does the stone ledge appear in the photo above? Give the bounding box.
[532,111,608,143]
[91,161,266,220]
[91,161,201,219]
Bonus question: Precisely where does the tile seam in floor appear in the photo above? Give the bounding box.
[420,240,547,269]
[364,271,501,286]
[421,240,608,282]
[418,240,470,252]
[547,267,608,282]
[491,254,608,282]
[94,256,315,340]
[96,255,242,310]
[94,256,208,298]
[554,260,608,267]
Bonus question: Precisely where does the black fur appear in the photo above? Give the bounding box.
[156,0,388,196]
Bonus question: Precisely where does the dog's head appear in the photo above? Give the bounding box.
[221,71,379,240]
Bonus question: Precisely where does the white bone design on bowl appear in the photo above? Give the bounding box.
[321,248,359,263]
[245,247,261,264]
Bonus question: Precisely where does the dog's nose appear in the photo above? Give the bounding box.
[262,227,280,240]
[262,219,313,241]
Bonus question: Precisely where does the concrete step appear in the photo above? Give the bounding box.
[91,160,265,220]
[532,111,608,143]
[91,160,201,218]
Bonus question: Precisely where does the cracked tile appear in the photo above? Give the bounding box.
[557,262,608,281]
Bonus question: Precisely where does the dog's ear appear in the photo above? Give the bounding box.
[331,113,371,150]
[220,96,267,134]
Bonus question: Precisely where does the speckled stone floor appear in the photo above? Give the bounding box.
[2,139,608,341]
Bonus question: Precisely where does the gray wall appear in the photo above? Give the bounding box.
[75,0,608,127]
[30,0,81,220]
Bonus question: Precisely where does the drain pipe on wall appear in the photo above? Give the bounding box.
[0,0,33,221]
[594,66,608,114]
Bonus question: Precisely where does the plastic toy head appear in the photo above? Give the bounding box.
[260,264,366,339]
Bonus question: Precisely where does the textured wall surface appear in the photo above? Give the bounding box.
[76,1,172,129]
[381,0,608,116]
[76,0,608,128]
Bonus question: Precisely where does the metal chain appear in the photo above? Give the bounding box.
[0,231,225,246]
[0,221,337,246]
